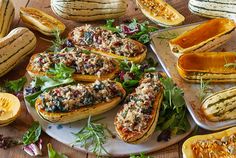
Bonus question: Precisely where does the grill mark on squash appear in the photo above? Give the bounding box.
[0,37,35,65]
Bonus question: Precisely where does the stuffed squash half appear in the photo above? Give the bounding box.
[35,80,126,124]
[27,50,120,82]
[114,72,164,144]
[68,25,147,63]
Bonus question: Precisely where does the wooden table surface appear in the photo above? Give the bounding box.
[0,0,208,157]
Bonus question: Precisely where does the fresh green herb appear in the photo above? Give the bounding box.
[47,143,68,158]
[47,29,66,52]
[156,31,178,40]
[156,78,190,141]
[130,153,153,158]
[47,63,75,79]
[22,122,42,145]
[199,78,211,102]
[72,116,109,156]
[5,77,27,93]
[103,19,157,44]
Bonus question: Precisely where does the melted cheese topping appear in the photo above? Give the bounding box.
[71,25,144,57]
[116,73,162,132]
[39,80,122,112]
[31,51,116,76]
[192,134,236,158]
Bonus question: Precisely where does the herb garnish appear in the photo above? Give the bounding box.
[47,63,75,78]
[22,122,42,145]
[72,116,110,156]
[130,153,153,158]
[103,19,158,44]
[156,78,190,141]
[4,77,27,93]
[116,59,157,93]
[47,143,68,158]
[199,78,212,102]
[156,31,178,40]
[47,29,66,52]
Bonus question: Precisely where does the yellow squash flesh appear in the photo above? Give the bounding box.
[177,52,236,83]
[182,127,236,158]
[136,0,185,27]
[169,18,235,57]
[20,7,65,36]
[35,82,126,124]
[0,93,21,126]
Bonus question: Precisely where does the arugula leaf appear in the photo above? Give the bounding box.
[130,153,153,158]
[156,78,190,141]
[47,63,75,79]
[102,19,120,33]
[47,143,68,158]
[5,77,27,93]
[25,91,42,106]
[22,122,41,145]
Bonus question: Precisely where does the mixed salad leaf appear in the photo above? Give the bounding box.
[156,78,190,141]
[4,77,27,93]
[103,19,158,44]
[22,121,42,145]
[47,143,68,158]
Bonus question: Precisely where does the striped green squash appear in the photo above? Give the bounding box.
[0,27,36,77]
[0,0,15,38]
[51,0,127,21]
[189,0,236,21]
[201,86,236,122]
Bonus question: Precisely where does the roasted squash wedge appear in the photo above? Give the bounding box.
[68,25,147,63]
[136,0,185,27]
[177,52,236,83]
[26,50,120,82]
[182,127,236,158]
[35,80,126,124]
[201,86,236,122]
[20,7,65,36]
[114,72,164,144]
[169,18,235,56]
[0,93,21,126]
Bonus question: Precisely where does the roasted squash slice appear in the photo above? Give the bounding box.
[182,127,236,158]
[177,52,236,83]
[114,72,164,144]
[20,7,65,36]
[201,86,236,122]
[68,25,147,63]
[169,18,235,56]
[136,0,185,27]
[0,93,21,126]
[26,51,120,82]
[35,80,126,124]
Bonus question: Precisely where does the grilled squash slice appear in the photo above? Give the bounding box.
[169,18,235,57]
[114,72,164,144]
[26,50,120,82]
[201,87,236,122]
[20,7,65,36]
[68,25,147,63]
[136,0,185,27]
[182,127,236,158]
[0,93,21,126]
[177,52,236,83]
[35,80,126,124]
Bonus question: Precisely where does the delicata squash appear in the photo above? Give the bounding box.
[20,7,65,36]
[68,25,147,63]
[35,80,126,124]
[201,87,236,122]
[182,127,236,158]
[177,52,236,83]
[26,50,120,82]
[114,72,164,144]
[169,18,235,56]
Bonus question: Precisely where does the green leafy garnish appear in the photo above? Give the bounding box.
[5,77,27,93]
[22,122,41,145]
[156,78,190,140]
[47,29,66,52]
[47,63,75,79]
[72,116,109,156]
[130,153,153,158]
[47,143,68,158]
[103,19,157,44]
[199,78,212,102]
[156,31,178,40]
